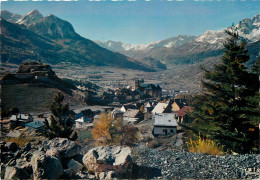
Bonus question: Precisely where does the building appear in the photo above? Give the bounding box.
[144,102,154,113]
[151,102,171,115]
[75,117,91,129]
[25,121,45,133]
[177,106,193,123]
[9,114,34,127]
[123,109,144,124]
[120,104,137,113]
[3,62,57,82]
[135,79,162,98]
[153,113,178,136]
[171,99,188,112]
[111,110,124,120]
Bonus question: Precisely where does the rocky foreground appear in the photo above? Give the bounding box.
[133,148,260,179]
[1,138,259,179]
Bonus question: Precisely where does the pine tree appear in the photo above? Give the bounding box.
[190,26,259,153]
[44,92,77,140]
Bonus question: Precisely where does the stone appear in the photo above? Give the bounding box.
[31,151,63,179]
[75,171,89,179]
[0,141,7,152]
[67,159,83,174]
[6,159,16,167]
[5,142,18,152]
[63,169,73,178]
[23,142,31,151]
[43,138,81,158]
[73,153,83,164]
[4,166,30,179]
[83,146,132,177]
[15,158,32,175]
[98,172,106,179]
[107,171,116,179]
[14,150,22,159]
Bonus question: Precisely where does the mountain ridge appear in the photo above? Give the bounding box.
[0,10,158,72]
[96,14,260,66]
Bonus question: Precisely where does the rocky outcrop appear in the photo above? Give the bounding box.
[5,142,18,152]
[83,146,132,178]
[2,138,84,179]
[31,151,63,179]
[67,159,83,174]
[4,166,30,179]
[43,138,81,158]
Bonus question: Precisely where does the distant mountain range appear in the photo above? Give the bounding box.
[1,10,259,74]
[0,10,161,72]
[96,15,260,67]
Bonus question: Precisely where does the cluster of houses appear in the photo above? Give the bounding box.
[74,98,193,136]
[5,97,193,138]
[76,79,162,105]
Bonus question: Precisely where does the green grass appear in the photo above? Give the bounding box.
[77,130,93,142]
[1,84,59,113]
[1,84,83,113]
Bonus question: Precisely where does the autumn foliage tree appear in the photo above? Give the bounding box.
[190,27,259,154]
[92,112,138,146]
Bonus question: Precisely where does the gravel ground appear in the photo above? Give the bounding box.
[133,148,260,179]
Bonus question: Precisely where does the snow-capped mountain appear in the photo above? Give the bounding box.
[195,14,260,48]
[17,10,43,27]
[236,14,260,42]
[96,35,197,54]
[1,10,22,23]
[96,14,259,66]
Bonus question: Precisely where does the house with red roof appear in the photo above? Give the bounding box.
[177,106,193,124]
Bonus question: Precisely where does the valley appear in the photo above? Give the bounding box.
[0,3,259,179]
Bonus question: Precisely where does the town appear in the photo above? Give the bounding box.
[1,62,192,143]
[1,3,259,179]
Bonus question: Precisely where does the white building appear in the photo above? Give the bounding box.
[153,113,178,136]
[9,114,33,126]
[75,117,91,129]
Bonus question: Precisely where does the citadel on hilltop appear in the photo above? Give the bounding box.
[2,62,57,82]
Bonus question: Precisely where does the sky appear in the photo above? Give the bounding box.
[1,0,260,44]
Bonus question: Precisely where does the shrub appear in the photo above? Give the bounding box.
[5,128,45,147]
[147,140,161,149]
[188,134,224,155]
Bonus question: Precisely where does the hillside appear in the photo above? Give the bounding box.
[0,11,156,72]
[0,62,86,113]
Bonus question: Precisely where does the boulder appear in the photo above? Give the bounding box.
[5,142,18,152]
[67,159,83,174]
[4,166,30,179]
[15,158,32,175]
[75,171,90,179]
[0,141,7,152]
[83,146,132,178]
[31,151,63,179]
[107,171,116,179]
[63,169,73,178]
[23,142,31,151]
[42,138,81,158]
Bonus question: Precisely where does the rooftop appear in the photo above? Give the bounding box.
[154,113,178,127]
[25,121,44,129]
